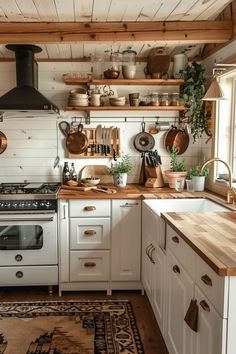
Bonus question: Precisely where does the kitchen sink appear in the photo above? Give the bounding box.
[143,198,229,215]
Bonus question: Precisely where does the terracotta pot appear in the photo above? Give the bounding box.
[164,170,187,188]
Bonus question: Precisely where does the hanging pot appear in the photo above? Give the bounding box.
[0,131,7,154]
[164,125,189,155]
[133,122,155,153]
[59,121,70,137]
[66,123,88,154]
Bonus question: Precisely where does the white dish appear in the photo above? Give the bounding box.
[83,177,100,186]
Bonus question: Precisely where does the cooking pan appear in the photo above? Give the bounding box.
[59,121,70,137]
[66,123,88,154]
[0,131,7,154]
[133,122,155,152]
[164,125,189,155]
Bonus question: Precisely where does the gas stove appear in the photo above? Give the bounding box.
[0,182,61,211]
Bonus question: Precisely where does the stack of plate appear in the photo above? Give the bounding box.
[109,97,126,106]
[68,88,89,106]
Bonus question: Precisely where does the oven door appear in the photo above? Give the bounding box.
[0,211,57,266]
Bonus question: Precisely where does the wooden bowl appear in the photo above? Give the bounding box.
[104,69,120,79]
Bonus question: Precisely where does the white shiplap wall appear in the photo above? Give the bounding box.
[0,61,211,183]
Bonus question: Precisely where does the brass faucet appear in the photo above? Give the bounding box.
[200,157,236,204]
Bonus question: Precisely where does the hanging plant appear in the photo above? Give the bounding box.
[180,62,206,142]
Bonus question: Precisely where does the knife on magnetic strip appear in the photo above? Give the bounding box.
[112,127,118,161]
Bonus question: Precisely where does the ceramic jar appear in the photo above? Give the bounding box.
[172,53,188,78]
[122,49,137,79]
[113,173,128,187]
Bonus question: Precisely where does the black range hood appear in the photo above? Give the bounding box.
[0,44,59,113]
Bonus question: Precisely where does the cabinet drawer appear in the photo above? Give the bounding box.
[70,250,110,281]
[69,200,110,217]
[70,218,110,250]
[0,266,58,286]
[166,224,195,278]
[195,254,229,318]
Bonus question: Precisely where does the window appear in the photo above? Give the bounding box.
[212,69,236,194]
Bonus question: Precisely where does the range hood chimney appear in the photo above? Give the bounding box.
[0,44,59,113]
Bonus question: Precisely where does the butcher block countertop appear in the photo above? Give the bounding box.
[162,211,236,276]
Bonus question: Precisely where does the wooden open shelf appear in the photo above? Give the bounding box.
[63,78,184,86]
[65,105,185,111]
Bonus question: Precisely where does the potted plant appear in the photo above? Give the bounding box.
[189,163,209,191]
[109,155,133,187]
[164,146,187,188]
[180,62,207,142]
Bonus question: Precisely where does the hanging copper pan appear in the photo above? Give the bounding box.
[164,125,189,155]
[0,131,7,154]
[66,123,88,154]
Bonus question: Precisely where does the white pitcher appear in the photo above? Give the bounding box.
[172,53,188,78]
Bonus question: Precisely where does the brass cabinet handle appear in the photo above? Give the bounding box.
[84,206,96,211]
[173,264,180,274]
[84,262,96,267]
[172,236,180,244]
[149,245,156,264]
[84,230,96,236]
[200,300,210,312]
[145,244,153,257]
[201,274,212,286]
[120,202,139,207]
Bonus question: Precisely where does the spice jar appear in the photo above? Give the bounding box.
[160,93,171,106]
[171,92,180,106]
[150,92,160,106]
[122,49,137,79]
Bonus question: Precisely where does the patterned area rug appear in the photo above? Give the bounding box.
[0,300,144,354]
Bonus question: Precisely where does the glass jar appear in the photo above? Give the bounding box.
[150,92,160,106]
[122,49,137,79]
[160,93,171,106]
[171,92,180,106]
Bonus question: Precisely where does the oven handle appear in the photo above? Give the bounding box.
[0,217,54,222]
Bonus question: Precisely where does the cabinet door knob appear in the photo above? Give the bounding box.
[201,274,212,286]
[146,243,153,257]
[84,230,96,236]
[172,264,180,274]
[200,300,210,312]
[172,236,179,244]
[84,262,96,268]
[16,271,23,278]
[150,245,156,264]
[84,206,96,211]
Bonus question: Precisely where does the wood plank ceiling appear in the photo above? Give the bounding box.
[0,0,233,61]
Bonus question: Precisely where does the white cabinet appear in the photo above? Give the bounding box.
[142,202,166,333]
[165,249,194,354]
[111,200,142,290]
[194,285,227,354]
[59,199,111,295]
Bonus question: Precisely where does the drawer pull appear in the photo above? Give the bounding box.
[146,244,153,257]
[84,206,96,211]
[16,271,23,279]
[120,202,139,207]
[84,262,96,268]
[84,230,96,236]
[200,300,210,312]
[150,246,156,264]
[173,265,180,274]
[201,274,212,286]
[15,254,23,262]
[172,236,179,244]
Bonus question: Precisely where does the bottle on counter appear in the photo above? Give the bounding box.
[70,162,77,181]
[62,162,70,184]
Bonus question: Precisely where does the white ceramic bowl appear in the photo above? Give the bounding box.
[83,177,100,185]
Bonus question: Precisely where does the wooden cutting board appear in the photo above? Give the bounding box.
[60,184,117,194]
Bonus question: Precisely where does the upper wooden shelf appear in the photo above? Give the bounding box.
[65,105,185,111]
[63,78,184,86]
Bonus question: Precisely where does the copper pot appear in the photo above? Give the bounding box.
[164,125,189,155]
[0,131,7,154]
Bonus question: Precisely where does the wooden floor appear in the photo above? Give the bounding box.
[0,286,169,354]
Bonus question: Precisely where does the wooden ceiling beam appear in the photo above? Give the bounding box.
[0,21,232,44]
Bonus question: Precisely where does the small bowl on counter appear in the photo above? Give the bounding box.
[82,177,100,186]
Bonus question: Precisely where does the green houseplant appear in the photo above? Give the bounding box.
[164,146,187,188]
[180,62,207,142]
[188,163,209,191]
[109,155,133,187]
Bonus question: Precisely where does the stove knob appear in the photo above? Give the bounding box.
[32,201,38,208]
[19,202,25,208]
[13,202,18,208]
